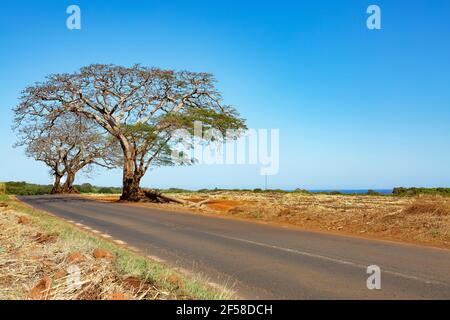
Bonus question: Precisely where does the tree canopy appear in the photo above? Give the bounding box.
[14,64,247,201]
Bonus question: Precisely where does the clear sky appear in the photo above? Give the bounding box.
[1,0,450,190]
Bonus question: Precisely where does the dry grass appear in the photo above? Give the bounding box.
[162,191,450,249]
[0,196,232,300]
[0,183,5,195]
[404,196,450,216]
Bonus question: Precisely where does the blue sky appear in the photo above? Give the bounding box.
[1,0,450,190]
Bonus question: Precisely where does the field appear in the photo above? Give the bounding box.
[90,191,450,249]
[0,195,230,300]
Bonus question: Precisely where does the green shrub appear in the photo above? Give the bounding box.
[367,189,382,196]
[293,188,311,194]
[393,187,450,197]
[4,181,52,195]
[97,187,122,194]
[76,183,94,193]
[327,191,342,195]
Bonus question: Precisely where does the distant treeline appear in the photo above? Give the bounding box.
[2,182,122,195]
[1,183,378,196]
[393,187,450,197]
[3,182,449,197]
[164,188,386,196]
[165,187,450,197]
[2,181,52,195]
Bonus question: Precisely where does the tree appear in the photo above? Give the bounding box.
[13,64,247,201]
[14,113,115,194]
[78,183,94,193]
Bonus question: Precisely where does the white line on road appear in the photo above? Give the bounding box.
[202,231,450,288]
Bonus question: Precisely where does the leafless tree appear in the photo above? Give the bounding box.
[14,113,115,194]
[13,64,246,201]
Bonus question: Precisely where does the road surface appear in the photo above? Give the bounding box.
[18,195,450,299]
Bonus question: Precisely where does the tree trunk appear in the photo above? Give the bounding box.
[61,171,79,194]
[119,161,187,204]
[51,174,63,194]
[120,156,143,201]
[120,175,143,201]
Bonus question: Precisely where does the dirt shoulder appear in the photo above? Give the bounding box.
[0,195,231,300]
[86,191,450,250]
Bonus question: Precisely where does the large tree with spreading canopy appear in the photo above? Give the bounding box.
[13,64,246,201]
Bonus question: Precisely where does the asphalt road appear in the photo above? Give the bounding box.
[18,195,450,299]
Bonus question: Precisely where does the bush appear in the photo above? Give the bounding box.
[328,191,342,195]
[76,183,94,193]
[367,189,382,196]
[4,181,52,195]
[393,187,450,197]
[293,188,311,194]
[97,187,122,194]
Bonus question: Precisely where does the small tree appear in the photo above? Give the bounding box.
[14,113,115,194]
[14,64,246,201]
[78,183,94,193]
